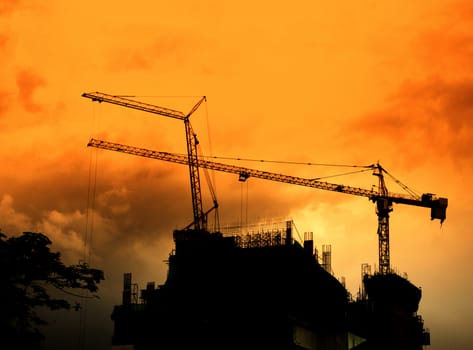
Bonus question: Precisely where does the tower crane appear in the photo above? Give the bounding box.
[86,138,448,275]
[82,92,211,231]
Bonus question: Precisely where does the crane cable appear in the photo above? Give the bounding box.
[78,104,100,350]
[189,153,421,198]
[166,151,376,181]
[310,167,374,181]
[199,99,220,231]
[382,168,420,199]
[198,154,375,168]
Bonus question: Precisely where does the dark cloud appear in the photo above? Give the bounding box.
[341,0,473,170]
[1,144,326,261]
[345,77,473,168]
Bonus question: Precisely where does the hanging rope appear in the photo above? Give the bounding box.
[197,154,375,169]
[201,98,220,230]
[246,180,249,231]
[382,168,420,199]
[164,150,376,182]
[239,180,250,234]
[311,167,374,181]
[78,102,100,350]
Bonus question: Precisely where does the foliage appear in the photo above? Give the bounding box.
[0,231,104,348]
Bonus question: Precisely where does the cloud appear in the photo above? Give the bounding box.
[0,149,193,260]
[1,140,334,268]
[36,209,86,262]
[345,77,473,168]
[16,69,46,113]
[96,187,131,216]
[0,193,88,264]
[340,0,473,171]
[0,194,32,234]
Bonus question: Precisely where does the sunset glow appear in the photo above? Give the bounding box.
[1,1,472,349]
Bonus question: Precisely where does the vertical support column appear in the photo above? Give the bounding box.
[360,263,372,299]
[322,245,332,274]
[184,119,204,230]
[285,220,292,246]
[376,198,392,275]
[122,272,132,306]
[303,231,314,255]
[373,164,393,275]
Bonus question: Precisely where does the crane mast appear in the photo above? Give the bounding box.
[86,138,448,274]
[82,92,208,230]
[373,164,392,275]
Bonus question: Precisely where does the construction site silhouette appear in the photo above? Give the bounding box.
[111,224,431,350]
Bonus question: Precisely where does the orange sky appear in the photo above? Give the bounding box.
[1,1,472,349]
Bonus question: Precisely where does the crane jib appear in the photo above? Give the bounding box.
[81,92,186,120]
[87,138,448,224]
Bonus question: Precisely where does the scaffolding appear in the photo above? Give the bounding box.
[321,244,332,275]
[122,272,139,305]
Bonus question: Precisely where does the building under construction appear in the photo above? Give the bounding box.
[81,92,446,350]
[110,221,431,350]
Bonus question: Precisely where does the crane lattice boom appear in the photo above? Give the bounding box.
[87,138,447,215]
[82,92,208,230]
[87,137,448,274]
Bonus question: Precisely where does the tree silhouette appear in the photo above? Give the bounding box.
[0,231,104,349]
